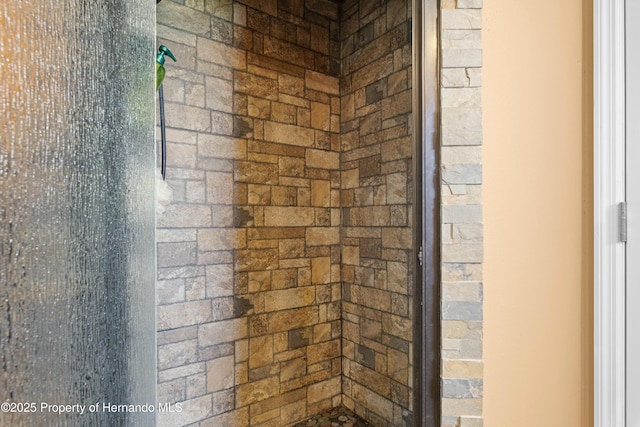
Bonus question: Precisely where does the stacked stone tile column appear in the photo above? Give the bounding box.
[440,1,484,426]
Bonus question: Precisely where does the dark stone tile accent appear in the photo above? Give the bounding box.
[234,116,254,137]
[356,22,374,48]
[359,155,381,178]
[365,81,385,104]
[288,327,311,349]
[356,344,375,369]
[342,282,351,301]
[234,297,255,317]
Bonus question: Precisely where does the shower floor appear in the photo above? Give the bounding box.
[294,406,371,427]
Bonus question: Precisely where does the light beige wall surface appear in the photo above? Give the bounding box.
[483,0,593,426]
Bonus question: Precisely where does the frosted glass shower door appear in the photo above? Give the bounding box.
[0,1,156,425]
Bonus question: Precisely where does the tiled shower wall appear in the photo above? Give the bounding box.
[156,1,343,425]
[155,1,486,427]
[339,0,415,426]
[156,0,417,426]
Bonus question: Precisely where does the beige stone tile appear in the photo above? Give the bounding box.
[158,340,197,371]
[248,184,272,205]
[313,322,332,343]
[269,187,296,208]
[280,399,307,424]
[280,357,307,382]
[387,348,409,383]
[311,180,331,207]
[307,376,341,404]
[157,0,210,33]
[198,318,247,346]
[312,257,332,284]
[387,261,408,294]
[307,339,340,365]
[348,206,391,227]
[269,307,319,333]
[236,376,281,407]
[351,382,393,420]
[264,121,315,147]
[382,227,412,250]
[264,207,315,226]
[158,300,212,330]
[197,36,246,69]
[278,238,305,259]
[204,264,234,297]
[248,271,271,293]
[382,313,412,341]
[341,169,359,189]
[271,101,297,124]
[349,286,391,312]
[442,360,483,379]
[442,243,483,263]
[306,149,340,170]
[264,287,315,312]
[278,74,305,97]
[351,54,394,91]
[248,96,271,119]
[165,102,211,132]
[198,228,246,250]
[342,246,360,266]
[251,389,307,419]
[206,355,235,392]
[251,408,280,425]
[441,398,482,417]
[203,76,235,114]
[198,134,246,159]
[443,320,478,340]
[235,249,279,271]
[306,227,340,246]
[235,161,279,185]
[311,102,331,131]
[249,335,274,368]
[305,70,339,95]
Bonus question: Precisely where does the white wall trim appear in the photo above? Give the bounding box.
[594,0,626,425]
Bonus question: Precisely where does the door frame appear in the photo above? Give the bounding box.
[412,0,441,425]
[594,0,626,425]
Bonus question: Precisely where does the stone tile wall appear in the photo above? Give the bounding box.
[440,1,483,426]
[155,0,484,426]
[338,0,415,426]
[156,1,342,425]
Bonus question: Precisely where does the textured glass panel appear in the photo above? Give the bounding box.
[0,1,156,426]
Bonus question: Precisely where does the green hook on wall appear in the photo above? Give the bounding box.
[156,45,176,91]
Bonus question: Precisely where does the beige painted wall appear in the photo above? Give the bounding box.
[483,0,593,426]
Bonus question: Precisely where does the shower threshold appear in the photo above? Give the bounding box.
[293,406,370,427]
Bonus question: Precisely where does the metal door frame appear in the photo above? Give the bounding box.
[412,0,441,425]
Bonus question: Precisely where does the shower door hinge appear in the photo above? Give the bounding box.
[619,202,628,243]
[418,245,423,266]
